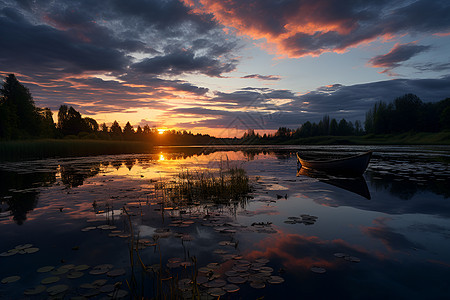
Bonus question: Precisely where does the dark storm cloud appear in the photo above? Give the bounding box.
[168,75,450,130]
[0,7,129,74]
[369,43,431,73]
[242,74,281,81]
[132,49,237,77]
[187,0,450,58]
[0,0,238,114]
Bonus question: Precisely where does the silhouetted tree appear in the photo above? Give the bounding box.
[0,74,41,138]
[110,120,122,138]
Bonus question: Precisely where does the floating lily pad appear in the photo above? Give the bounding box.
[100,284,115,293]
[80,283,95,289]
[74,264,90,271]
[41,276,60,284]
[268,276,285,284]
[108,289,128,298]
[225,270,239,277]
[254,258,270,264]
[196,276,208,285]
[47,284,69,296]
[52,268,69,275]
[67,271,84,279]
[23,285,46,295]
[333,253,348,258]
[81,226,96,232]
[223,284,240,293]
[344,256,361,262]
[0,251,16,257]
[24,247,39,254]
[206,279,226,288]
[259,266,273,273]
[1,275,20,284]
[208,287,226,297]
[92,279,108,286]
[15,244,33,250]
[310,267,326,274]
[37,266,54,273]
[227,276,246,284]
[81,289,100,297]
[250,281,265,289]
[107,269,126,277]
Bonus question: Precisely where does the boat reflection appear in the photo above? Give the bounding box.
[297,167,371,200]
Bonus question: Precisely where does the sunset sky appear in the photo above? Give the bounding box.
[1,0,449,137]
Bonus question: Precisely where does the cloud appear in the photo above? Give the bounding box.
[165,75,450,131]
[185,0,450,58]
[369,43,431,74]
[132,48,237,77]
[242,74,281,81]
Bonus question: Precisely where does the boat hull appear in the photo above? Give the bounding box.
[297,151,372,176]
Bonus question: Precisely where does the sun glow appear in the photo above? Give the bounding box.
[157,128,167,135]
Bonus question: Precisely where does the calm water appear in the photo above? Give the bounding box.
[1,145,449,299]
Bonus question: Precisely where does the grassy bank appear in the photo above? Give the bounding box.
[285,131,450,145]
[0,139,154,161]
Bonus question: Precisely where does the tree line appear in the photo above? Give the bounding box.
[1,74,449,143]
[0,74,213,144]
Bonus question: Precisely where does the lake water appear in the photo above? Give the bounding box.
[1,145,449,299]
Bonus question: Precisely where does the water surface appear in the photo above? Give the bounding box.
[1,145,449,299]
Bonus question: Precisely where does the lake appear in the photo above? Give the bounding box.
[1,145,449,299]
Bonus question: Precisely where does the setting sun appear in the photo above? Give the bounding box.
[157,128,167,135]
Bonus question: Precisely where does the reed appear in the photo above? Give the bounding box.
[155,165,251,205]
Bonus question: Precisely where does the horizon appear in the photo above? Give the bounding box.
[1,0,450,138]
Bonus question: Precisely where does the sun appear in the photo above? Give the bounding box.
[157,128,167,135]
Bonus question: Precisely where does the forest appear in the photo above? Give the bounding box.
[1,74,449,144]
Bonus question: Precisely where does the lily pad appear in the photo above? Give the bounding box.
[227,276,246,284]
[67,271,84,279]
[107,269,126,277]
[100,284,115,293]
[267,276,285,284]
[47,284,69,296]
[208,287,226,297]
[92,279,108,286]
[37,266,55,273]
[310,266,326,274]
[108,289,128,298]
[223,284,240,293]
[41,276,60,284]
[74,264,90,271]
[196,276,208,285]
[1,275,20,284]
[0,251,16,257]
[24,247,39,254]
[23,285,46,295]
[250,281,266,289]
[15,244,33,250]
[333,253,348,258]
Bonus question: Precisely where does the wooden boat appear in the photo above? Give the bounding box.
[296,151,372,176]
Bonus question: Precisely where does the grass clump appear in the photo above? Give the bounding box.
[156,166,251,205]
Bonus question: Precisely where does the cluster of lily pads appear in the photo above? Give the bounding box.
[189,257,284,297]
[284,214,318,225]
[0,243,39,256]
[1,262,129,298]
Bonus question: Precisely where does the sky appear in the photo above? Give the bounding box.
[1,0,449,137]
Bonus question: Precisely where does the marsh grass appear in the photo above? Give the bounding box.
[156,165,251,205]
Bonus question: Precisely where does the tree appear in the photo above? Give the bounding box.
[83,117,98,133]
[0,74,40,138]
[110,120,122,138]
[57,105,84,136]
[123,122,134,139]
[329,118,338,135]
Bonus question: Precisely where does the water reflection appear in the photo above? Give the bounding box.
[0,146,450,299]
[296,167,371,199]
